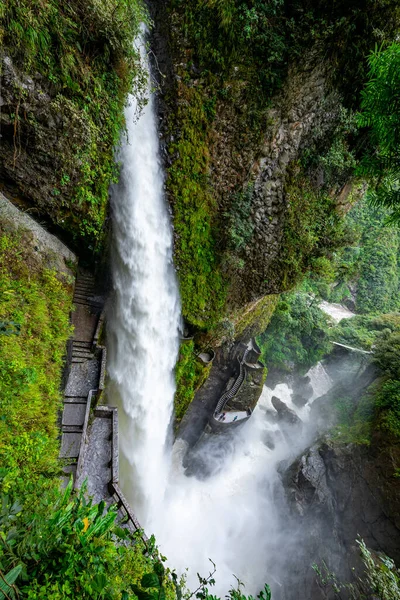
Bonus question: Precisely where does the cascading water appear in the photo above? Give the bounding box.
[107,32,337,600]
[107,32,181,527]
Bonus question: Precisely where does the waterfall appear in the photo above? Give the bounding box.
[107,32,181,527]
[107,32,338,600]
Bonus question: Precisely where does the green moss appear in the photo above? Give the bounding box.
[234,294,279,340]
[0,225,73,498]
[167,79,227,329]
[277,163,348,289]
[0,0,147,252]
[174,340,211,423]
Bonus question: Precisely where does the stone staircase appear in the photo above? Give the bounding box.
[214,347,249,415]
[60,269,146,542]
[60,270,101,486]
[71,340,94,364]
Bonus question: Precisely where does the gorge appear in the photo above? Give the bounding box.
[1,1,400,599]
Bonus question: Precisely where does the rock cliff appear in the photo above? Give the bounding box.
[281,440,400,600]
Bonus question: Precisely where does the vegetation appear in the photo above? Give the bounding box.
[166,0,399,331]
[257,292,332,373]
[302,199,400,314]
[0,225,72,499]
[332,313,400,351]
[276,164,350,290]
[314,538,400,599]
[0,480,175,600]
[0,0,147,250]
[172,0,400,105]
[167,76,227,329]
[330,387,376,446]
[174,341,211,424]
[358,42,400,223]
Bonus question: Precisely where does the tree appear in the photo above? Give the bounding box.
[358,43,400,222]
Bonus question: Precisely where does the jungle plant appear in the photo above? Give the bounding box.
[358,42,400,223]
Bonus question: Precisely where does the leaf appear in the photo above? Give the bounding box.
[0,564,23,599]
[141,573,160,589]
[130,586,157,600]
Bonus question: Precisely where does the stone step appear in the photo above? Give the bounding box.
[72,354,94,361]
[76,280,95,287]
[60,432,81,458]
[73,340,92,347]
[62,403,87,427]
[71,357,89,364]
[62,424,83,433]
[75,283,95,289]
[72,348,95,360]
[73,299,97,306]
[64,396,87,404]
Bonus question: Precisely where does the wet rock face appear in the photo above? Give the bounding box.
[0,55,92,237]
[240,59,341,300]
[271,396,302,427]
[281,441,400,600]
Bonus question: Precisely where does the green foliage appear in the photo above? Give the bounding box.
[374,380,400,440]
[304,199,400,314]
[173,0,400,105]
[0,227,73,498]
[314,538,400,599]
[331,313,400,351]
[257,292,332,372]
[330,388,375,445]
[225,185,255,252]
[0,480,174,599]
[358,42,400,223]
[374,329,400,380]
[302,105,359,190]
[278,165,348,291]
[167,79,227,329]
[0,0,147,251]
[174,341,211,423]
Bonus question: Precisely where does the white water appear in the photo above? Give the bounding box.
[319,300,355,323]
[107,34,336,598]
[107,34,181,526]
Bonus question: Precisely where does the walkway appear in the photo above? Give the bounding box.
[60,271,147,541]
[60,271,101,485]
[214,344,250,415]
[331,341,372,355]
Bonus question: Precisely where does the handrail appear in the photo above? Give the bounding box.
[95,405,146,544]
[74,388,96,489]
[111,482,148,546]
[92,310,105,352]
[214,346,250,415]
[97,346,107,399]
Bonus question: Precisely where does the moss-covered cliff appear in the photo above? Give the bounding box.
[0,0,146,253]
[153,0,400,339]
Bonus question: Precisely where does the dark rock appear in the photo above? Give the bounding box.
[280,440,400,600]
[292,393,308,408]
[271,396,302,427]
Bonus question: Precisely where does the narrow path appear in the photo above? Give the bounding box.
[59,270,147,540]
[60,270,100,485]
